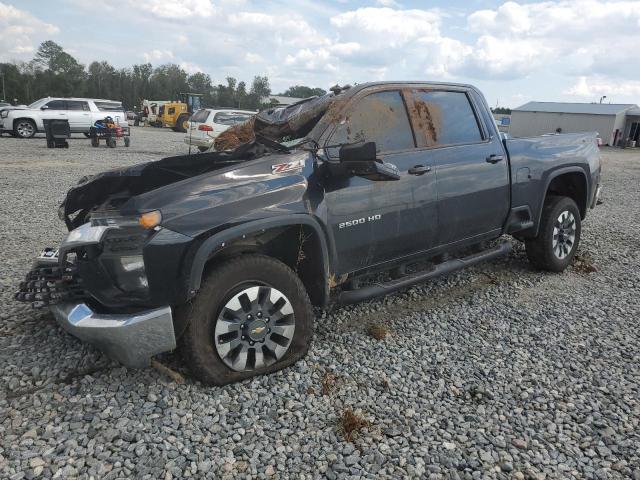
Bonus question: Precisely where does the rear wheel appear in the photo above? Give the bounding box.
[107,137,116,148]
[14,119,36,138]
[124,137,130,147]
[91,137,99,147]
[525,196,581,272]
[178,255,314,385]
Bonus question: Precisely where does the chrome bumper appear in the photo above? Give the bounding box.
[50,302,176,368]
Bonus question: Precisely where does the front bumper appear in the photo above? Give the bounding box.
[50,302,176,367]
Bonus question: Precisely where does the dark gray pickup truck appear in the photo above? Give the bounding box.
[16,82,602,385]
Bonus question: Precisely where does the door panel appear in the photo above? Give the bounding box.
[406,89,510,245]
[430,141,509,244]
[66,100,91,130]
[322,89,438,274]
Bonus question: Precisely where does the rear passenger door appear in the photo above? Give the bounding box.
[66,100,91,131]
[407,89,509,245]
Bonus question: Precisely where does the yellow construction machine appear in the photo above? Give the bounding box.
[159,93,204,132]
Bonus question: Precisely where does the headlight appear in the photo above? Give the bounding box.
[0,111,8,119]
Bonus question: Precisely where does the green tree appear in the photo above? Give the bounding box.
[33,40,86,97]
[281,85,326,98]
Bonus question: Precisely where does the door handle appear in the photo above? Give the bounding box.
[486,154,504,164]
[408,165,431,175]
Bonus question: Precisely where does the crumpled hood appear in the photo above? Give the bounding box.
[60,142,283,229]
[126,150,312,237]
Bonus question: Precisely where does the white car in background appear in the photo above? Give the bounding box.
[0,97,125,138]
[184,108,256,152]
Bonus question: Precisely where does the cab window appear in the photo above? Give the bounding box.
[45,100,66,110]
[67,100,89,111]
[411,90,482,147]
[327,90,414,157]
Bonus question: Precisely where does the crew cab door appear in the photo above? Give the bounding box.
[322,89,438,274]
[406,89,510,245]
[65,100,91,131]
[40,99,68,128]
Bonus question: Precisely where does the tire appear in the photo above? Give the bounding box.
[124,137,130,147]
[107,137,116,148]
[13,119,36,138]
[176,114,190,133]
[198,146,209,153]
[178,255,314,386]
[83,132,91,138]
[525,196,581,272]
[91,137,99,147]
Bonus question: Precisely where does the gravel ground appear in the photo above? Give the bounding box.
[1,129,639,479]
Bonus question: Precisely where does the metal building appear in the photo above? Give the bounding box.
[510,102,639,145]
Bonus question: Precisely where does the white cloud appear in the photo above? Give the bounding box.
[132,0,216,18]
[566,76,640,99]
[179,61,204,74]
[142,49,174,62]
[375,0,401,7]
[0,2,59,60]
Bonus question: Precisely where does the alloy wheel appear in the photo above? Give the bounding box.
[214,285,295,371]
[17,121,34,138]
[552,210,576,259]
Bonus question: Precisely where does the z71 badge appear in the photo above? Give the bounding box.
[271,159,305,174]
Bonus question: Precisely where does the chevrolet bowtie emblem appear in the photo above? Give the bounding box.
[251,326,266,335]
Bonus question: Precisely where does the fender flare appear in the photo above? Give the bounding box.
[536,165,589,234]
[187,214,331,305]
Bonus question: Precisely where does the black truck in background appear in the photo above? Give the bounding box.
[16,82,602,385]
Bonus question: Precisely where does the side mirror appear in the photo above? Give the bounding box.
[339,142,377,163]
[40,105,49,110]
[334,142,400,181]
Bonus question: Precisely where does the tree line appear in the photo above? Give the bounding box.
[0,41,327,111]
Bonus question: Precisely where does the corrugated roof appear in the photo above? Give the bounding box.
[514,101,638,115]
[627,108,640,116]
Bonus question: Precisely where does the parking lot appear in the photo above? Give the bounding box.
[1,129,639,479]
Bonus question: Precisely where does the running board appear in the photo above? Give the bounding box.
[338,241,512,305]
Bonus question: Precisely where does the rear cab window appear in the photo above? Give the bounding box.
[408,90,483,147]
[326,90,415,157]
[213,112,253,126]
[190,109,211,123]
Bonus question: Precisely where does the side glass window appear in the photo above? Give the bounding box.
[412,91,482,146]
[45,100,66,110]
[327,90,414,155]
[67,101,89,111]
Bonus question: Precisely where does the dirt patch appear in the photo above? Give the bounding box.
[338,408,370,442]
[573,253,598,274]
[214,117,256,151]
[367,323,389,340]
[321,371,340,396]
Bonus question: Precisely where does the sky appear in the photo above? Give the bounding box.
[1,0,640,107]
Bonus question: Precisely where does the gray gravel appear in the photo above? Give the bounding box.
[1,130,639,479]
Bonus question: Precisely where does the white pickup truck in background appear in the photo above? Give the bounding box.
[0,97,125,138]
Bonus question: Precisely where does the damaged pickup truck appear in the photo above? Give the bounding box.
[16,82,602,385]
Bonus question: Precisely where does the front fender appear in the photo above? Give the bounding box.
[186,214,331,306]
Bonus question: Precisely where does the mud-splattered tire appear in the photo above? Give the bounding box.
[526,196,581,272]
[177,255,314,385]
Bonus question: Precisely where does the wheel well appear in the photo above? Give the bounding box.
[202,225,327,306]
[13,117,36,128]
[546,172,587,218]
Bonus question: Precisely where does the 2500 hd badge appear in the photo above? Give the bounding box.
[339,214,382,229]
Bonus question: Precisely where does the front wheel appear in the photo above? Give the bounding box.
[525,196,581,272]
[14,119,36,138]
[177,255,314,385]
